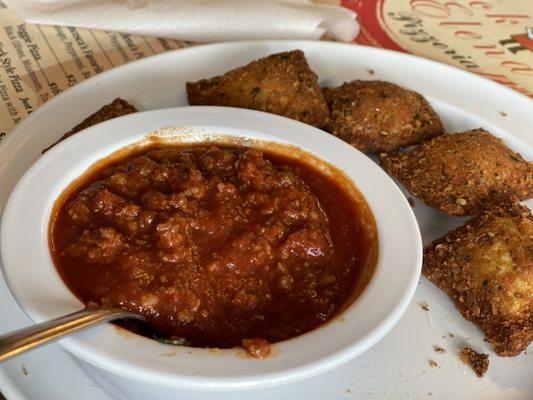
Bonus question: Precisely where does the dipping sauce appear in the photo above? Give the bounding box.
[49,144,377,354]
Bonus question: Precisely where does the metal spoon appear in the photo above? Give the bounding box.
[0,307,145,362]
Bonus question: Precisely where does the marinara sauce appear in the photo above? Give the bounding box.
[50,144,377,357]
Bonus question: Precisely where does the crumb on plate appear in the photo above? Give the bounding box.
[460,347,489,377]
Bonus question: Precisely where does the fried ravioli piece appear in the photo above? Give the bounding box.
[186,50,329,128]
[323,80,443,152]
[381,129,533,215]
[42,98,138,153]
[423,207,533,356]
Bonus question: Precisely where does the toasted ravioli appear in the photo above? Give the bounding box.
[186,50,329,128]
[43,98,138,153]
[381,129,533,215]
[423,207,533,356]
[323,80,443,153]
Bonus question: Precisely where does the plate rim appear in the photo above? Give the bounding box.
[1,39,532,159]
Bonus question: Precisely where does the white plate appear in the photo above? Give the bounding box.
[0,40,532,399]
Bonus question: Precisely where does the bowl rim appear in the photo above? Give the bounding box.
[0,106,422,389]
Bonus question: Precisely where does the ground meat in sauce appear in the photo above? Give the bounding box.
[51,145,373,351]
[242,338,271,359]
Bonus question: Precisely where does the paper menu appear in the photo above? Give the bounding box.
[0,1,192,138]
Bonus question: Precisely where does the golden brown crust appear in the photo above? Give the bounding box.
[42,98,138,153]
[460,347,489,377]
[381,129,533,215]
[186,50,329,128]
[323,80,443,153]
[423,207,533,356]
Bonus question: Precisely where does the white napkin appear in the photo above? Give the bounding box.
[3,0,359,42]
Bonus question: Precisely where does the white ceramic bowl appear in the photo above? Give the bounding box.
[0,106,422,390]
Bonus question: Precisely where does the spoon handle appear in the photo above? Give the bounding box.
[0,307,140,362]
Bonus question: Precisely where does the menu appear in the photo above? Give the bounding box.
[0,1,192,139]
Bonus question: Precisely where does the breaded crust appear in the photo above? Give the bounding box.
[42,98,138,153]
[381,129,533,215]
[423,206,533,356]
[323,80,443,153]
[186,50,329,128]
[460,347,489,377]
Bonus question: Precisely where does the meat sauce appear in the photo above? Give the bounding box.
[50,144,377,356]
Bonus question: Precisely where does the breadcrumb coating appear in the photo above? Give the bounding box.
[423,206,532,356]
[42,98,137,153]
[381,129,533,215]
[187,50,329,128]
[460,347,489,377]
[323,80,443,153]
